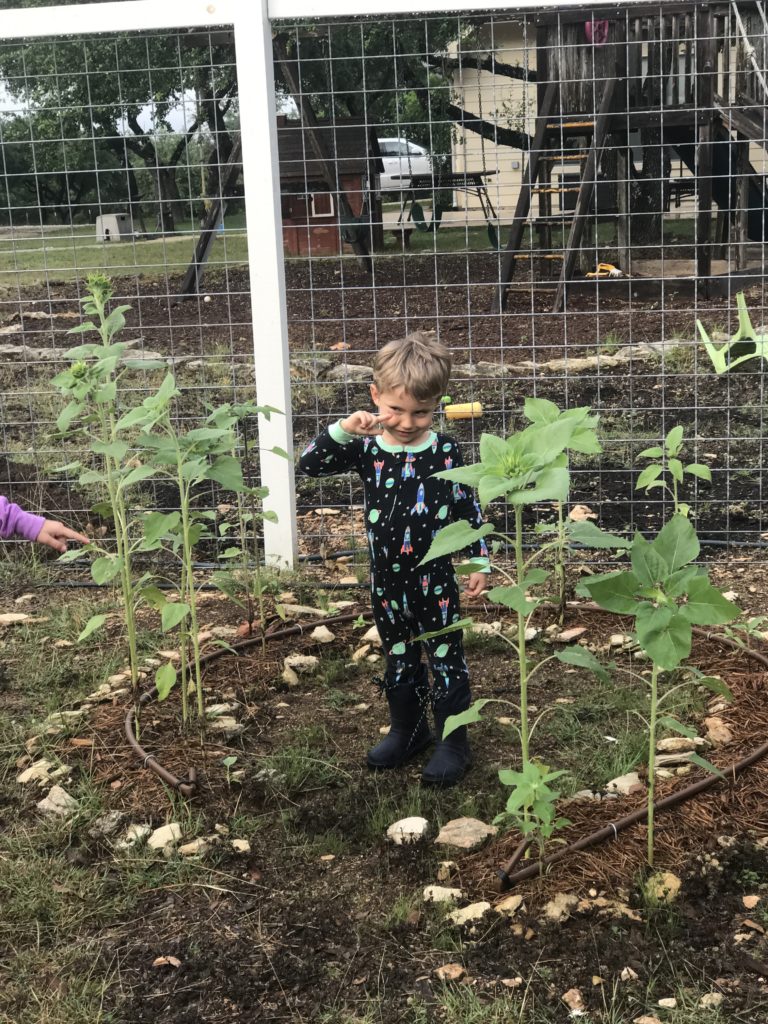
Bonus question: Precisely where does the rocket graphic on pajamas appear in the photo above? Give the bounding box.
[444,456,453,470]
[402,453,416,479]
[374,459,384,487]
[411,482,428,515]
[363,437,372,453]
[452,481,466,501]
[438,596,450,625]
[402,591,409,616]
[400,526,413,555]
[301,440,316,457]
[421,573,430,596]
[431,437,438,454]
[381,599,395,624]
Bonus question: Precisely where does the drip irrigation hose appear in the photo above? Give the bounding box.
[496,616,768,891]
[123,611,373,795]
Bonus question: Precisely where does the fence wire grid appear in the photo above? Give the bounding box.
[0,3,767,575]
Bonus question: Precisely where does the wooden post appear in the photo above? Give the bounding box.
[696,6,714,295]
[616,146,631,275]
[737,136,749,270]
[553,75,617,313]
[493,80,557,313]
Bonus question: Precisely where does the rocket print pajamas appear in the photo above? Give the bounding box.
[299,423,488,697]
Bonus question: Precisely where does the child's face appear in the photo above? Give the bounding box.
[370,385,439,446]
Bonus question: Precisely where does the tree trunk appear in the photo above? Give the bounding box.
[629,130,670,246]
[154,165,180,233]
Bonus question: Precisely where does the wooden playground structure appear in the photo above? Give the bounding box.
[498,3,768,311]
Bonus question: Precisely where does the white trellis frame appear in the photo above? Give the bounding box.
[0,0,710,567]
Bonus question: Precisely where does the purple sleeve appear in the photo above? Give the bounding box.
[0,496,45,541]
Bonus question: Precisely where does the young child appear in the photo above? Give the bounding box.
[299,332,488,786]
[0,496,89,553]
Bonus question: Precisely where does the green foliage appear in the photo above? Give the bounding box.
[580,513,739,865]
[636,426,712,517]
[697,291,768,374]
[495,761,571,859]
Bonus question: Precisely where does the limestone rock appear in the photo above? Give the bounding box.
[645,871,682,904]
[495,893,524,918]
[282,665,300,686]
[423,885,463,905]
[116,823,152,850]
[324,362,370,383]
[634,1017,662,1024]
[284,653,320,674]
[206,716,244,739]
[562,987,586,1013]
[699,993,724,1009]
[606,771,644,795]
[657,998,677,1009]
[470,621,501,636]
[434,817,497,851]
[280,604,328,620]
[434,963,465,982]
[231,839,251,854]
[554,626,587,642]
[37,785,78,817]
[352,644,371,662]
[310,625,335,644]
[386,816,429,845]
[88,810,126,840]
[362,624,382,646]
[436,860,458,882]
[656,736,704,753]
[542,892,579,923]
[147,823,183,851]
[447,901,491,926]
[205,702,237,718]
[17,759,55,785]
[620,966,639,982]
[704,716,733,746]
[179,838,210,857]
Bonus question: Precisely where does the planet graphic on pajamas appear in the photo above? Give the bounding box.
[435,643,450,657]
[391,642,407,655]
[437,505,448,520]
[442,443,452,452]
[392,563,401,573]
[376,587,384,596]
[368,509,380,523]
[391,599,399,610]
[385,478,395,488]
[434,585,443,595]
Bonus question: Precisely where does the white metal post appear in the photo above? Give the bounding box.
[234,0,298,568]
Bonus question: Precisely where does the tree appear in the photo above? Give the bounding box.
[0,2,237,232]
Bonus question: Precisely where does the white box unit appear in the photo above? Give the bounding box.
[95,213,133,242]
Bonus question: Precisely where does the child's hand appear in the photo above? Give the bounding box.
[464,572,488,599]
[340,410,390,436]
[35,519,91,554]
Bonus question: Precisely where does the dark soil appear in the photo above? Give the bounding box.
[10,591,768,1024]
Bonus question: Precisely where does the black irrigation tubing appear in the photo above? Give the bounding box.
[496,616,768,890]
[123,611,373,796]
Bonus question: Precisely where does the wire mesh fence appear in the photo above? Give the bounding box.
[0,3,768,574]
[0,20,259,562]
[279,2,768,560]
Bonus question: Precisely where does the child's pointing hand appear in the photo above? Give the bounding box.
[340,410,391,436]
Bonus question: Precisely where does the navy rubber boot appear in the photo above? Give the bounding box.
[421,686,472,786]
[366,664,433,769]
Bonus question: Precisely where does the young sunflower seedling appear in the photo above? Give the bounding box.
[579,514,738,866]
[636,426,711,518]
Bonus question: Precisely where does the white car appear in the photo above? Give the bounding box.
[377,137,432,191]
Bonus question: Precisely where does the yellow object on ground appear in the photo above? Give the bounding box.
[444,402,483,420]
[586,262,623,279]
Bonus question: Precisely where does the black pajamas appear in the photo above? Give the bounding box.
[299,424,487,699]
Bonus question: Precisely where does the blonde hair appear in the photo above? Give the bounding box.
[372,331,451,402]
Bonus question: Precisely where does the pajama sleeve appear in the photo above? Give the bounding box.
[448,443,491,572]
[0,496,45,542]
[298,421,363,477]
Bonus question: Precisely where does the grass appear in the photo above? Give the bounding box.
[0,218,249,289]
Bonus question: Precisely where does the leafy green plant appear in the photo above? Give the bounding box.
[52,274,167,694]
[419,412,627,851]
[523,398,602,618]
[207,400,286,643]
[579,514,738,865]
[495,760,571,861]
[697,290,768,373]
[635,426,711,517]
